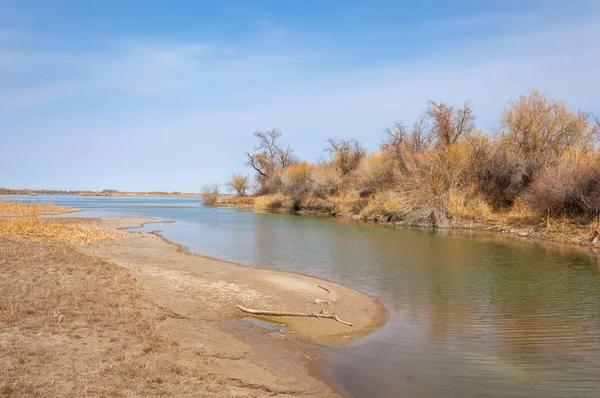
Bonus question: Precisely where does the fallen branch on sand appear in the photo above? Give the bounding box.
[237,305,353,326]
[317,285,331,293]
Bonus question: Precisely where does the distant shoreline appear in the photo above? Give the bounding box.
[0,189,237,198]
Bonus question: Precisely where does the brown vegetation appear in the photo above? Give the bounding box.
[0,200,126,244]
[200,183,220,206]
[0,235,282,397]
[229,90,600,234]
[226,173,250,196]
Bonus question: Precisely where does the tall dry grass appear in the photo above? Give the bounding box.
[0,198,76,215]
[0,199,125,244]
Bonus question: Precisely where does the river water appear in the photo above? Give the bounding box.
[6,195,600,397]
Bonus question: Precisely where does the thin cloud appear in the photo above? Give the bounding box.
[1,6,600,190]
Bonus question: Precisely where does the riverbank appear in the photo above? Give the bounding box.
[217,195,600,250]
[1,215,385,397]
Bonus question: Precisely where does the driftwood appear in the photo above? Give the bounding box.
[237,305,353,326]
[318,285,331,293]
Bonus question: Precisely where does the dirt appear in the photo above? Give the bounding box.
[1,216,386,397]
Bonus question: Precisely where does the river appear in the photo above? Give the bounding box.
[6,194,600,397]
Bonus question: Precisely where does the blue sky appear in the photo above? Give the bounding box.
[1,0,599,192]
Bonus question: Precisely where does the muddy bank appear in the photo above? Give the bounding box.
[75,216,386,396]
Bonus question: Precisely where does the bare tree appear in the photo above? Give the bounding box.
[408,111,430,153]
[427,100,475,147]
[245,129,297,179]
[226,173,250,196]
[382,121,408,171]
[592,114,600,146]
[381,112,431,172]
[325,138,366,176]
[500,90,593,165]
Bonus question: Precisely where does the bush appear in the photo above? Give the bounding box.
[354,153,395,197]
[480,90,597,208]
[500,90,594,166]
[480,140,531,208]
[201,184,220,206]
[310,164,341,199]
[527,152,600,217]
[280,161,312,199]
[226,173,250,196]
[326,138,366,176]
[302,197,336,214]
[386,143,478,227]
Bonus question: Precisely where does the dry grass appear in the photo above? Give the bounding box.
[0,200,126,244]
[215,195,255,208]
[445,189,493,222]
[254,193,286,210]
[0,237,259,397]
[0,199,76,215]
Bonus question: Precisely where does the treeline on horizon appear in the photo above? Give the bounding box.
[211,90,600,228]
[0,189,195,196]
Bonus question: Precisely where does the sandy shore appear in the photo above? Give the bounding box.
[75,216,386,396]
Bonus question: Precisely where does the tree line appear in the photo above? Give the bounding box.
[205,90,600,227]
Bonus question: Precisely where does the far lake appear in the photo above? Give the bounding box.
[6,194,600,398]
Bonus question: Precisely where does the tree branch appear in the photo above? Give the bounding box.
[237,305,353,326]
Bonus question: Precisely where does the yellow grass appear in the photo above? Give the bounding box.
[0,237,245,397]
[446,189,493,221]
[0,199,126,244]
[0,198,76,215]
[254,193,286,210]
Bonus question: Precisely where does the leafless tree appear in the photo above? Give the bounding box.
[408,111,431,153]
[427,100,475,147]
[325,138,366,176]
[245,129,296,179]
[382,121,408,165]
[592,114,600,146]
[500,90,593,164]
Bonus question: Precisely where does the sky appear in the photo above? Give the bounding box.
[1,0,599,192]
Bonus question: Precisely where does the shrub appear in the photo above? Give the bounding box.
[280,161,312,199]
[310,164,341,199]
[526,151,600,217]
[480,139,532,208]
[332,194,369,215]
[326,138,366,176]
[500,90,594,165]
[445,187,492,221]
[481,91,597,208]
[226,173,250,196]
[360,192,406,222]
[301,197,336,214]
[201,183,220,206]
[387,143,476,227]
[354,153,395,197]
